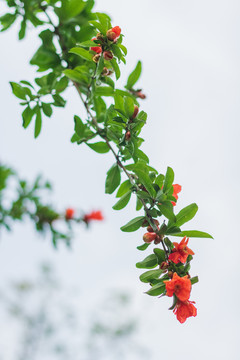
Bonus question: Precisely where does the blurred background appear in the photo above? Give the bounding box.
[1,0,240,359]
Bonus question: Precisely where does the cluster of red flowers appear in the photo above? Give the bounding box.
[65,208,104,223]
[141,181,197,323]
[164,273,197,323]
[90,26,121,61]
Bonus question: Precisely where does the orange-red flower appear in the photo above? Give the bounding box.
[171,184,182,206]
[90,38,102,54]
[173,300,197,323]
[168,236,194,264]
[106,26,121,41]
[83,210,104,223]
[164,272,191,302]
[65,208,75,220]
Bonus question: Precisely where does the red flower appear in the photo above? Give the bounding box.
[168,236,194,264]
[90,38,102,54]
[106,26,121,41]
[65,208,75,220]
[173,300,197,323]
[171,184,182,206]
[83,210,104,223]
[164,272,191,302]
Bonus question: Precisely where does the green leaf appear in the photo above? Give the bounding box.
[88,20,106,34]
[171,230,213,239]
[137,243,150,251]
[164,237,174,251]
[55,77,69,93]
[139,269,163,283]
[96,54,104,78]
[165,226,181,235]
[105,164,121,194]
[136,254,158,269]
[134,169,156,198]
[155,174,165,189]
[111,44,123,61]
[112,191,131,210]
[18,19,26,40]
[52,94,66,107]
[121,216,145,232]
[30,47,60,68]
[158,202,176,222]
[190,276,199,285]
[136,196,143,211]
[56,0,86,21]
[77,40,100,48]
[116,180,131,198]
[10,82,26,100]
[135,149,149,163]
[146,283,166,296]
[63,69,88,84]
[163,167,174,193]
[175,203,198,227]
[96,12,112,32]
[22,107,34,129]
[111,58,120,80]
[87,141,110,154]
[74,115,85,137]
[0,13,16,32]
[153,248,166,264]
[125,61,142,90]
[34,108,42,138]
[42,103,52,117]
[69,47,93,61]
[124,97,134,118]
[95,86,114,97]
[118,44,127,55]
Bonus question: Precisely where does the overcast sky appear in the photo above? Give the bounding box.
[1,0,240,359]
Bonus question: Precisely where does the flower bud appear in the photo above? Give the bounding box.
[125,131,131,141]
[93,54,101,63]
[141,219,149,227]
[106,26,121,41]
[160,261,169,270]
[143,232,157,243]
[168,271,174,278]
[102,67,110,76]
[154,235,161,244]
[147,219,159,232]
[136,91,146,99]
[147,225,154,232]
[96,32,104,41]
[65,208,75,220]
[131,105,139,119]
[103,50,113,60]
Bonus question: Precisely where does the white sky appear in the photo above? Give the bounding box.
[0,0,240,359]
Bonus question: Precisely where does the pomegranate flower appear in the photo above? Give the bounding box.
[168,236,194,264]
[171,184,182,206]
[106,26,121,41]
[164,272,191,302]
[83,210,104,223]
[65,208,75,220]
[90,38,102,54]
[173,300,197,323]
